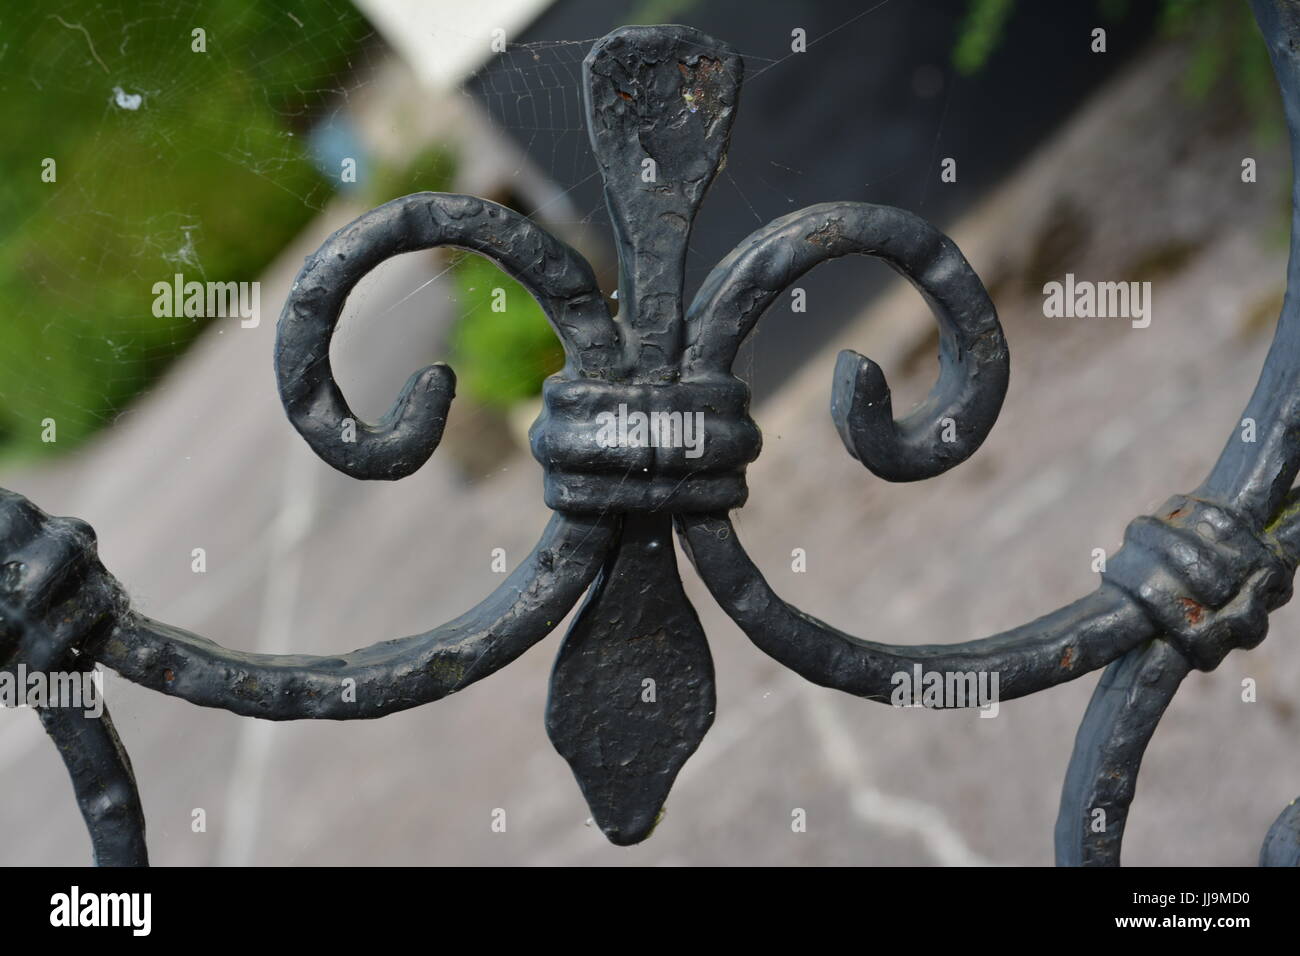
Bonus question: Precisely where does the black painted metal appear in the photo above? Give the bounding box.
[3,7,1300,865]
[547,512,714,845]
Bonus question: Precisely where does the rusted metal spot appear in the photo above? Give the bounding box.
[805,218,846,247]
[1177,597,1204,625]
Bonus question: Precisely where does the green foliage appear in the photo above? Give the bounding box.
[364,143,561,411]
[953,0,1016,76]
[365,147,564,410]
[1160,0,1281,140]
[447,254,564,409]
[629,0,702,28]
[0,1,370,461]
[362,145,562,410]
[367,145,458,206]
[955,0,1281,138]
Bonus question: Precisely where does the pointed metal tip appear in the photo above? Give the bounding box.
[546,514,716,847]
[600,806,666,846]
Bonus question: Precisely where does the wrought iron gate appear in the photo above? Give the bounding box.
[4,0,1300,867]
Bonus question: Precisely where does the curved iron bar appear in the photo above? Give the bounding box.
[1261,797,1300,865]
[682,201,1009,481]
[276,191,624,480]
[1054,638,1192,867]
[92,513,615,719]
[0,493,147,864]
[1055,492,1300,864]
[1052,0,1300,866]
[1198,0,1300,526]
[679,514,1156,701]
[679,491,1300,708]
[38,694,149,867]
[1,492,613,861]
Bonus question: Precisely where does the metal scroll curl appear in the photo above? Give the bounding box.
[275,191,623,480]
[682,201,1009,482]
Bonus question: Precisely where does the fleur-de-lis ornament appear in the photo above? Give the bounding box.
[6,10,1300,865]
[278,24,1013,844]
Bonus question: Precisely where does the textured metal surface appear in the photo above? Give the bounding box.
[1261,798,1300,866]
[0,491,146,866]
[98,513,615,718]
[547,513,714,844]
[277,192,621,481]
[683,201,1007,482]
[4,8,1300,865]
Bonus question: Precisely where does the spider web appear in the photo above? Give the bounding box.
[455,0,947,412]
[0,0,382,457]
[0,0,937,463]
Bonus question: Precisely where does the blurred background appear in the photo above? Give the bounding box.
[1,0,1298,865]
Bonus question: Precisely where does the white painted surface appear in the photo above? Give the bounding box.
[354,0,554,91]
